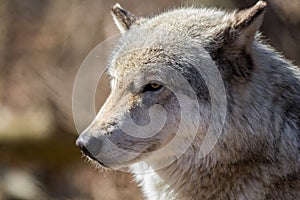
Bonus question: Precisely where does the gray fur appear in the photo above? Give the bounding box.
[76,1,300,199]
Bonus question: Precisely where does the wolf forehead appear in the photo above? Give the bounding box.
[111,48,166,72]
[107,7,229,74]
[108,0,267,81]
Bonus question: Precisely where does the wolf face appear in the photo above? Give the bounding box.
[76,34,213,169]
[76,2,267,169]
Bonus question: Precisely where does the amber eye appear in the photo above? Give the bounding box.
[143,83,163,92]
[150,83,161,89]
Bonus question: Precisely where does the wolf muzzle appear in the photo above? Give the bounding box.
[76,134,109,167]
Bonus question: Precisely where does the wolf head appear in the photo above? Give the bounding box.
[76,1,267,169]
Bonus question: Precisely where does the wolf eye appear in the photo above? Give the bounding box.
[143,83,163,92]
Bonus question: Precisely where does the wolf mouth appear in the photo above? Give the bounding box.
[79,145,110,168]
[82,142,157,169]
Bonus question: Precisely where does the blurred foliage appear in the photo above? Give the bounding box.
[0,0,299,199]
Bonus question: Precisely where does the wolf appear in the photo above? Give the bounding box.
[76,1,300,199]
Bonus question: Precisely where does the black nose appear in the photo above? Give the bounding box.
[75,137,84,149]
[76,138,98,161]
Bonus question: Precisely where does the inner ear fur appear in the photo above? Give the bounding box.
[208,1,267,79]
[231,1,267,48]
[111,3,138,33]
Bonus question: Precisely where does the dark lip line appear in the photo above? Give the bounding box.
[82,143,157,169]
[81,151,110,168]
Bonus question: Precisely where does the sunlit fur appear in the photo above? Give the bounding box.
[77,2,300,199]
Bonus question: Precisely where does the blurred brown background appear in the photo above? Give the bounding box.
[0,0,299,199]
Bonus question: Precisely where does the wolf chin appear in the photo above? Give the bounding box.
[76,1,300,199]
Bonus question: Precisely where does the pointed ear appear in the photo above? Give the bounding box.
[111,3,138,33]
[230,0,267,48]
[208,1,267,79]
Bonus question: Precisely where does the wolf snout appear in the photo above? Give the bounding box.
[76,138,96,160]
[75,134,103,162]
